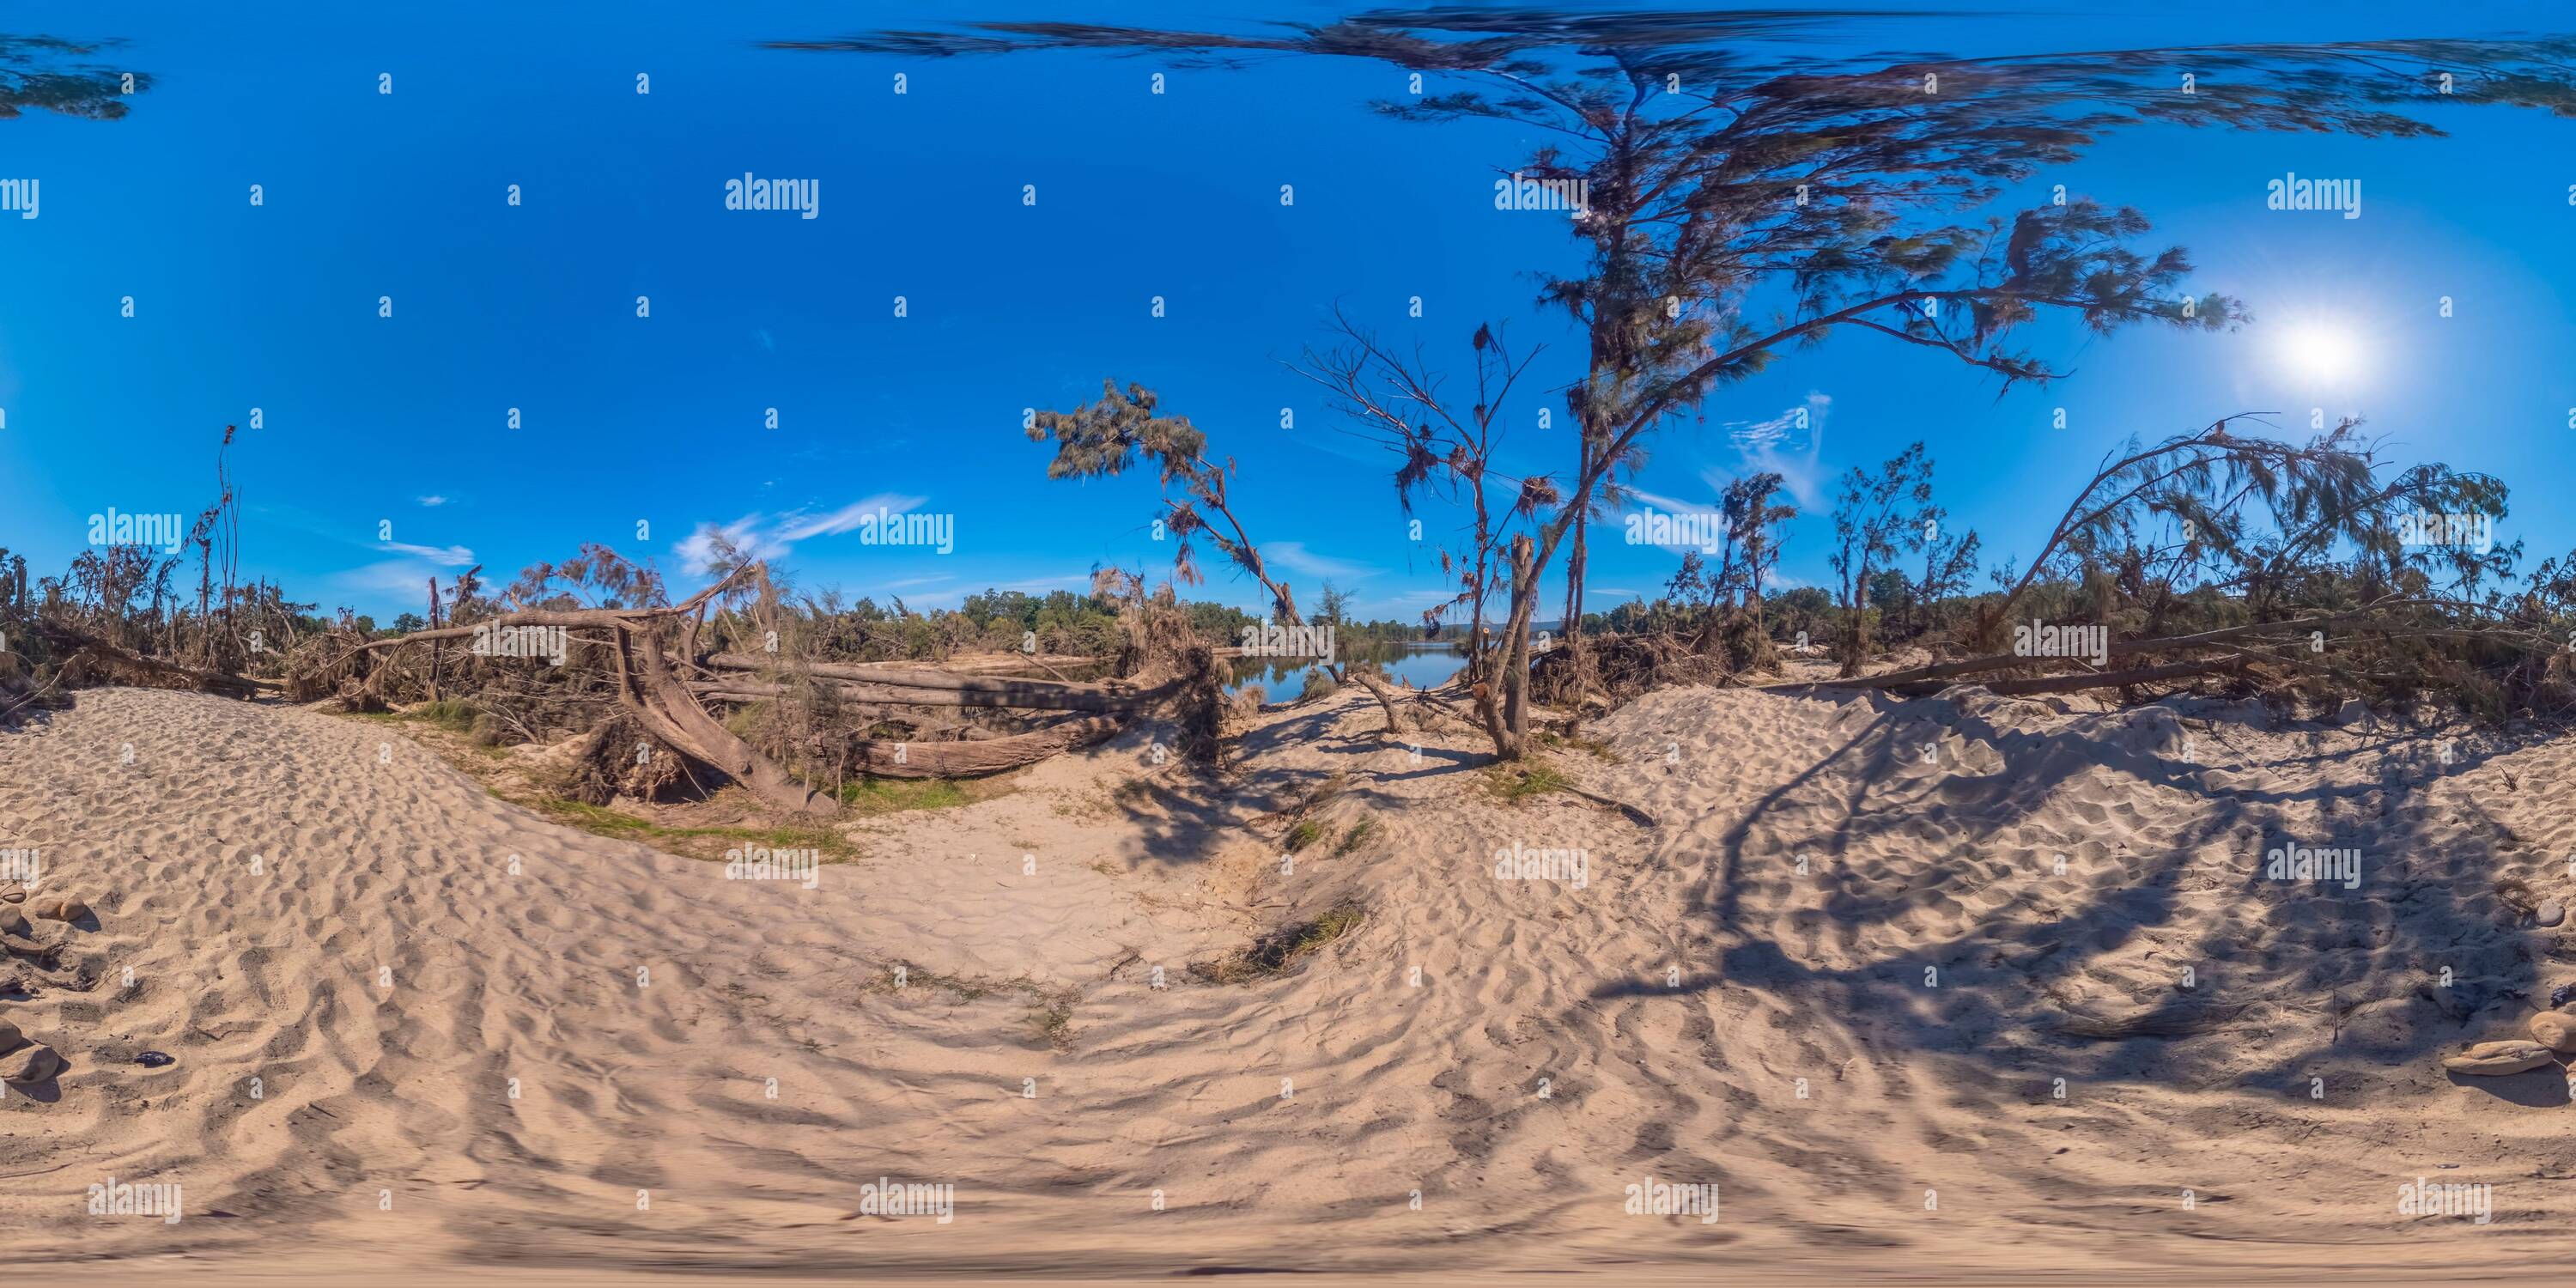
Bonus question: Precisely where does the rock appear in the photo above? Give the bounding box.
[0,881,22,903]
[2541,901,2567,928]
[2533,1011,2576,1054]
[1,1042,61,1086]
[2443,1039,2555,1076]
[135,1050,174,1068]
[0,906,27,937]
[2333,697,2373,727]
[32,894,88,924]
[0,1019,20,1053]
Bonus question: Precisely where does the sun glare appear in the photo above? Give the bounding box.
[2273,320,2366,386]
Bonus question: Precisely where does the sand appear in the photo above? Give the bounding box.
[4,682,2576,1283]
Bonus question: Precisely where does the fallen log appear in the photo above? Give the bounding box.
[1760,605,2409,695]
[1971,658,2238,696]
[694,659,1176,712]
[844,714,1126,778]
[38,624,257,699]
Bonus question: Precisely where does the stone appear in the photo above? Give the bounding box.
[2533,1011,2576,1054]
[2333,697,2372,726]
[33,894,88,924]
[2443,1039,2555,1076]
[2541,901,2567,928]
[0,1019,20,1053]
[0,906,26,937]
[1,1042,60,1086]
[0,881,22,903]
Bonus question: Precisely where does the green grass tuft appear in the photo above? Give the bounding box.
[1488,762,1573,805]
[1334,816,1376,857]
[1191,902,1367,984]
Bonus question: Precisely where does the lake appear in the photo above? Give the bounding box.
[1224,641,1467,700]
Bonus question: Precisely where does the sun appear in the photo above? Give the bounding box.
[2272,320,2366,386]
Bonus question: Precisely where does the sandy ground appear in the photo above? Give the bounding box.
[5,682,2576,1282]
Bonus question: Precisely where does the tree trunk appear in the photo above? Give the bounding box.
[1479,534,1537,760]
[1840,555,1871,678]
[844,714,1124,777]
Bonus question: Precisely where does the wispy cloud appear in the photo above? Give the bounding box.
[677,494,933,573]
[416,495,448,507]
[1714,391,1832,509]
[379,541,475,566]
[1264,541,1375,582]
[335,559,461,600]
[776,493,928,543]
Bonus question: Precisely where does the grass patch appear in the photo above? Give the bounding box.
[348,696,477,732]
[866,965,1079,1049]
[519,795,858,863]
[1534,730,1621,762]
[1486,762,1574,805]
[837,775,990,817]
[1191,902,1366,985]
[1285,818,1325,854]
[1334,816,1376,857]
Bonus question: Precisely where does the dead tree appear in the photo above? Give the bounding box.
[354,565,841,814]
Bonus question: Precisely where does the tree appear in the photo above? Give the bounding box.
[791,14,2576,754]
[1720,471,1795,622]
[1911,509,1983,639]
[1828,445,1932,676]
[1,35,150,120]
[1028,380,1414,733]
[1297,312,1549,719]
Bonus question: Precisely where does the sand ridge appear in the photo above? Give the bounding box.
[3,683,2574,1279]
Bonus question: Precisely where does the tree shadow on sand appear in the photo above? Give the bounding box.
[1601,689,2554,1091]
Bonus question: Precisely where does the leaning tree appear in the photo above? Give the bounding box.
[776,11,2576,756]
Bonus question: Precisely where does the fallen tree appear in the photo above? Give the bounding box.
[352,566,842,814]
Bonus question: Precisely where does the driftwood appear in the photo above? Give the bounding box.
[843,714,1124,778]
[39,623,258,699]
[355,568,1157,812]
[1761,602,2468,699]
[359,568,840,815]
[697,654,1176,712]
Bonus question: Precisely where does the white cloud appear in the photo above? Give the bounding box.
[1264,541,1375,582]
[378,541,475,566]
[675,514,789,574]
[1715,391,1832,510]
[776,493,929,543]
[677,494,933,574]
[416,495,448,507]
[336,558,465,599]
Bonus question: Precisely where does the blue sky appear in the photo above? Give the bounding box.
[3,2,2572,624]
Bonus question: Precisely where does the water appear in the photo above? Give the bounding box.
[1224,642,1465,701]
